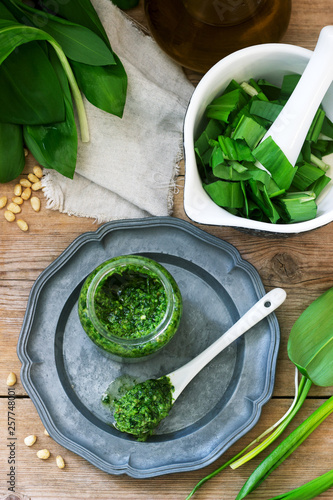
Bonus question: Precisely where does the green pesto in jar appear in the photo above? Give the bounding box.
[78,256,183,359]
[113,376,174,441]
[94,266,167,339]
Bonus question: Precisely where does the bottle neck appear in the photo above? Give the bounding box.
[182,0,266,26]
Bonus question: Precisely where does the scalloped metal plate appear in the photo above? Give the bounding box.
[17,217,280,478]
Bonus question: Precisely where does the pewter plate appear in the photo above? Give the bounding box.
[17,217,280,478]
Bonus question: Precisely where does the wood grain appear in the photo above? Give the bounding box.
[0,398,332,499]
[1,0,333,498]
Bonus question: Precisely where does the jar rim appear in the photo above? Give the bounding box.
[86,255,175,346]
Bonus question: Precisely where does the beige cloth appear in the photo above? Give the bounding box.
[42,0,194,222]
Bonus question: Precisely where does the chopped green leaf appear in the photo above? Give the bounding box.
[194,130,211,157]
[212,164,252,181]
[276,192,317,223]
[210,146,225,169]
[203,180,244,208]
[257,79,281,100]
[206,89,248,123]
[217,136,254,162]
[233,115,266,148]
[253,136,297,190]
[308,175,331,198]
[279,73,301,100]
[306,108,326,143]
[291,162,325,191]
[321,115,333,139]
[250,100,283,123]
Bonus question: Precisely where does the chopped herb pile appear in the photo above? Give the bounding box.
[113,376,174,441]
[94,267,168,339]
[195,75,333,224]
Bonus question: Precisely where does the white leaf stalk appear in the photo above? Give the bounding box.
[51,40,89,143]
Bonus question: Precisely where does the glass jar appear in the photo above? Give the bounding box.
[78,255,182,361]
[144,0,292,73]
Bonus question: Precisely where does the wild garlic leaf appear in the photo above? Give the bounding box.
[40,21,115,66]
[288,287,333,386]
[6,0,116,66]
[71,55,128,118]
[38,0,111,48]
[0,41,65,125]
[23,48,78,179]
[0,123,24,182]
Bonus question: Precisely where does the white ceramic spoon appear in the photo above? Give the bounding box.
[167,287,286,402]
[259,25,333,167]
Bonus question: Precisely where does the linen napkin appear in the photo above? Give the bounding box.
[42,0,194,222]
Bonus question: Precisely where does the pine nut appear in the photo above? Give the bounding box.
[7,202,21,214]
[28,173,40,184]
[20,179,32,188]
[17,219,29,232]
[0,196,7,209]
[6,372,17,386]
[12,197,23,205]
[37,449,50,460]
[14,184,22,196]
[24,435,37,447]
[44,428,50,437]
[24,148,29,157]
[33,166,43,179]
[56,455,65,469]
[4,211,15,222]
[30,196,41,212]
[31,181,43,191]
[21,187,32,201]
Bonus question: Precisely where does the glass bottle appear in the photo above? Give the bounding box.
[144,0,292,73]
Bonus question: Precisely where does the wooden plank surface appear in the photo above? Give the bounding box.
[1,0,333,498]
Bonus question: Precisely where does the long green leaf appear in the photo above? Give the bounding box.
[23,48,77,179]
[38,0,111,48]
[288,287,333,386]
[71,55,127,118]
[7,0,115,66]
[0,122,24,182]
[41,21,115,66]
[0,41,65,125]
[268,468,333,500]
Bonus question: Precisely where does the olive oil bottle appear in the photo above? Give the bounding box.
[144,0,292,73]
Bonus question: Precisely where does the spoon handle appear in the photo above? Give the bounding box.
[168,288,286,401]
[262,25,333,166]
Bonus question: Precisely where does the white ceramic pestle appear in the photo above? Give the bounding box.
[261,25,333,166]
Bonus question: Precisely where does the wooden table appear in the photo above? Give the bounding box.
[1,1,333,498]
